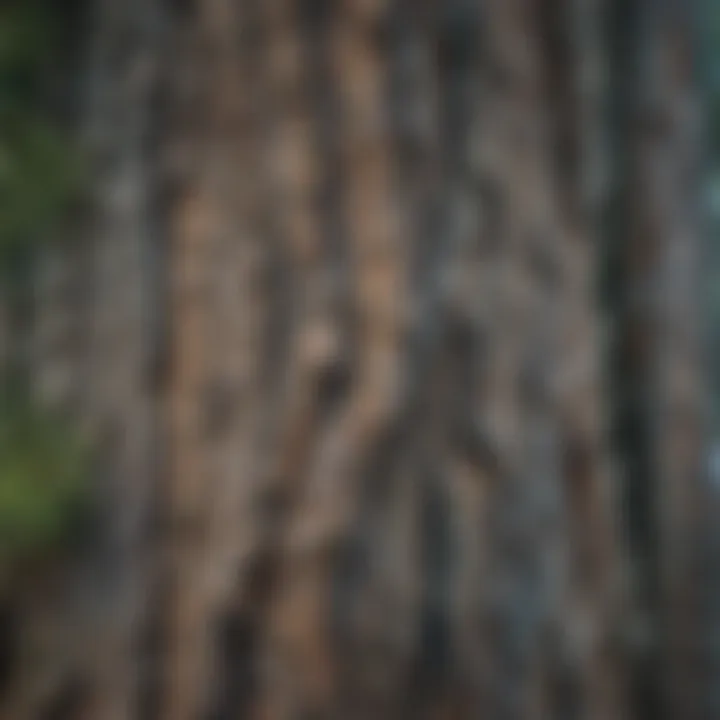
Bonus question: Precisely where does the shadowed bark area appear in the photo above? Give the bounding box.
[0,0,711,719]
[616,2,712,718]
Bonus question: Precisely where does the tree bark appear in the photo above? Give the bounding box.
[617,1,712,718]
[0,1,710,719]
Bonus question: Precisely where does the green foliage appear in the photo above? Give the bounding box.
[0,117,83,261]
[0,2,54,101]
[0,0,84,267]
[0,2,91,577]
[0,387,91,569]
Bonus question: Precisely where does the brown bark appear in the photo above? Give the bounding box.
[0,0,709,719]
[154,1,623,718]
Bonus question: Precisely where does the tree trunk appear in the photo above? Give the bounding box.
[614,1,713,718]
[0,0,710,719]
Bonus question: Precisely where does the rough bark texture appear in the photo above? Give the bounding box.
[0,0,710,719]
[618,1,713,718]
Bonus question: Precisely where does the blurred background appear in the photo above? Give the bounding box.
[0,0,717,718]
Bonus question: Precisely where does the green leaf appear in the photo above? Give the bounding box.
[0,388,92,569]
